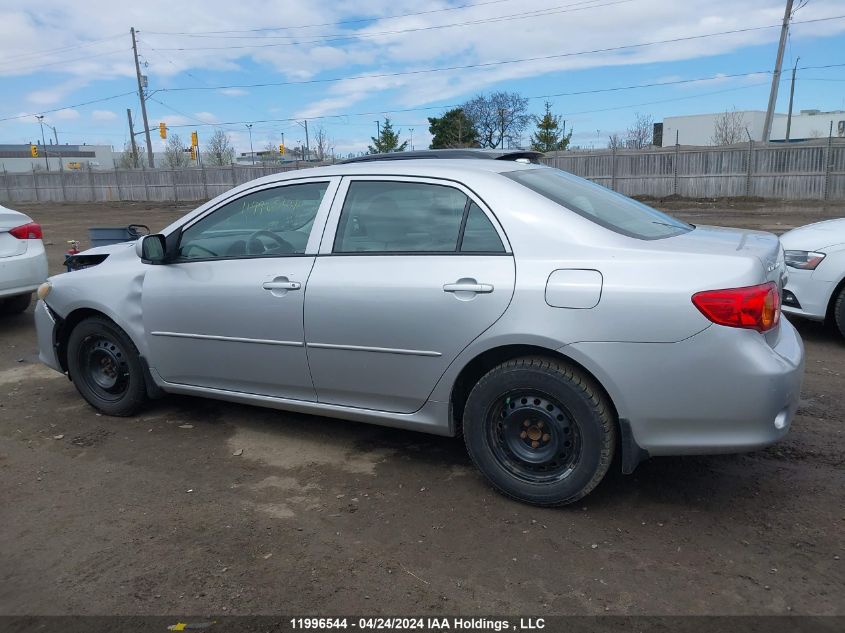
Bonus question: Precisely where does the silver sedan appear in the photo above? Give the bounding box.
[34,156,804,506]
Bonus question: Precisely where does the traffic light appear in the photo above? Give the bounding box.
[279,143,285,155]
[30,144,38,158]
[159,122,167,139]
[189,146,196,160]
[191,131,198,147]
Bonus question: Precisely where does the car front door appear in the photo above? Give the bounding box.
[142,178,338,400]
[304,177,516,413]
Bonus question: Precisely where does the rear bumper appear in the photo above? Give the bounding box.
[35,300,63,373]
[564,318,804,456]
[0,241,48,299]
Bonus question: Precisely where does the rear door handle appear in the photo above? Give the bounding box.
[443,282,493,293]
[263,281,301,290]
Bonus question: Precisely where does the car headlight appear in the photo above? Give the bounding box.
[36,281,52,301]
[784,250,825,270]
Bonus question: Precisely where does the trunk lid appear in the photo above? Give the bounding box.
[0,206,32,258]
[660,225,786,288]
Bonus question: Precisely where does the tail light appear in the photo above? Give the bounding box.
[9,222,43,240]
[692,282,780,332]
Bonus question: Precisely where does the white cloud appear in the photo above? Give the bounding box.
[219,87,248,97]
[91,109,117,121]
[53,108,80,120]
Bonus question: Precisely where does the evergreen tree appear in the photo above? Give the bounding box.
[368,118,408,154]
[427,108,480,148]
[530,101,572,152]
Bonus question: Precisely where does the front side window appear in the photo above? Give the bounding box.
[505,167,692,240]
[177,182,329,260]
[334,181,469,253]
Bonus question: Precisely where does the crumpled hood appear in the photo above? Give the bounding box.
[77,241,138,257]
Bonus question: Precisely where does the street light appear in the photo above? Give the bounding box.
[245,123,254,165]
[35,115,49,171]
[409,128,414,151]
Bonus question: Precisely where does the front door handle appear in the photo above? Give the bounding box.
[443,281,494,293]
[263,281,301,291]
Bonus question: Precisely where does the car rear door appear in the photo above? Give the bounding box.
[304,176,515,414]
[142,178,339,400]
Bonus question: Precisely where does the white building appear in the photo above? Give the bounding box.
[660,110,845,147]
[0,143,116,173]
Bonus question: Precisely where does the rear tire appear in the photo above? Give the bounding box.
[462,356,616,507]
[1,293,32,314]
[67,316,148,416]
[834,287,845,340]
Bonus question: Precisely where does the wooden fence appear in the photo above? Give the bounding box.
[1,139,844,203]
[0,163,325,205]
[543,138,845,200]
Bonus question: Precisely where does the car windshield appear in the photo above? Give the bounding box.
[505,167,692,240]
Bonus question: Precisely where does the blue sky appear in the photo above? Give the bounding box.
[1,0,843,157]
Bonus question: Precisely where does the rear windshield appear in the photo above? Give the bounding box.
[505,167,692,240]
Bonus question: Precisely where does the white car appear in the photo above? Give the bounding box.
[0,205,49,314]
[780,218,845,339]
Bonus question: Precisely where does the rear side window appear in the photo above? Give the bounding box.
[505,168,692,240]
[334,181,469,253]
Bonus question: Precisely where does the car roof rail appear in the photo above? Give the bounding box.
[339,149,545,164]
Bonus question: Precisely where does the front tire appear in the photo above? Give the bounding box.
[463,357,616,506]
[67,316,148,416]
[834,287,845,340]
[1,292,32,314]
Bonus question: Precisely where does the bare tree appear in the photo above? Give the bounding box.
[118,140,145,168]
[313,124,332,161]
[624,112,654,150]
[261,140,279,164]
[607,133,622,150]
[462,91,531,149]
[711,109,746,146]
[204,129,235,166]
[163,134,190,168]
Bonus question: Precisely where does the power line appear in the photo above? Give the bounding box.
[0,48,128,74]
[155,16,845,94]
[0,33,123,64]
[155,72,808,131]
[0,91,138,123]
[149,0,635,50]
[143,0,530,35]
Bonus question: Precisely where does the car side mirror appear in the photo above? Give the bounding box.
[136,234,167,264]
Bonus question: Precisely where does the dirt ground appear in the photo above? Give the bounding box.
[0,199,843,617]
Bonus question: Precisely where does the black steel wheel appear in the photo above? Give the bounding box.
[463,356,615,506]
[67,316,148,416]
[488,391,582,484]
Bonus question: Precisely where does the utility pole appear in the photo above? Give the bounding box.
[131,27,155,167]
[375,120,380,139]
[304,120,310,161]
[785,57,800,142]
[409,128,414,151]
[126,109,139,167]
[35,115,49,171]
[499,109,507,149]
[761,0,793,142]
[246,124,254,165]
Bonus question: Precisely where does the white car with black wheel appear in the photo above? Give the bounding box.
[0,205,48,315]
[780,218,845,339]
